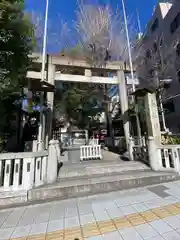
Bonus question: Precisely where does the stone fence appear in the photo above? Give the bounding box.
[0,140,60,193]
[130,136,180,173]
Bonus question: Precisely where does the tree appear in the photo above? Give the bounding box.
[29,11,77,53]
[0,0,34,132]
[136,36,176,90]
[135,34,179,132]
[74,1,135,137]
[54,2,136,133]
[54,82,104,129]
[75,1,134,66]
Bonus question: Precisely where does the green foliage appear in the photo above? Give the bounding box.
[0,0,34,132]
[55,82,104,129]
[162,135,180,145]
[56,45,106,129]
[0,0,34,96]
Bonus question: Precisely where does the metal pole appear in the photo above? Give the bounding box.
[136,9,142,34]
[41,0,49,81]
[122,0,142,145]
[159,91,167,132]
[121,0,135,92]
[38,0,49,150]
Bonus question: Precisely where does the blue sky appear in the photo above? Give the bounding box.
[25,0,157,52]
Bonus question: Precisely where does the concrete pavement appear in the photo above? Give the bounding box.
[1,181,180,239]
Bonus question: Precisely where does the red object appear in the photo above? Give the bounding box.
[100,135,104,140]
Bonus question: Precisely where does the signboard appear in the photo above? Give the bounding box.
[125,73,139,85]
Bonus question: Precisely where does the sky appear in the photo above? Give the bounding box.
[25,0,158,52]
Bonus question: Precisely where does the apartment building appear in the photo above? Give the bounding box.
[136,0,180,133]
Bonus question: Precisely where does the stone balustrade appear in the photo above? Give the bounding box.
[0,151,48,191]
[148,137,180,172]
[0,140,60,193]
[130,136,180,173]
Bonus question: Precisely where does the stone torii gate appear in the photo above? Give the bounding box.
[27,53,132,148]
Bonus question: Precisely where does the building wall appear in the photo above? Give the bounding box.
[137,1,180,133]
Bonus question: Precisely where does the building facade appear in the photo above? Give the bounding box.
[136,0,180,133]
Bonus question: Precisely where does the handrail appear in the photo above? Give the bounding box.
[158,145,180,149]
[0,151,48,160]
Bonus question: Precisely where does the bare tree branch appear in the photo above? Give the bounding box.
[56,17,78,52]
[135,34,178,91]
[29,12,74,52]
[74,1,136,66]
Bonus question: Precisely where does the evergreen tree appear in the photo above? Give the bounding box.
[0,0,34,97]
[0,0,34,132]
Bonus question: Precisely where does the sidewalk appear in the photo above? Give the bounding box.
[1,181,180,239]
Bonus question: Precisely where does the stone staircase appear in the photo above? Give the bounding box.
[28,160,180,203]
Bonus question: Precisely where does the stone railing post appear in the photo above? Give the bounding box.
[148,136,162,171]
[129,137,135,161]
[32,140,38,152]
[54,140,61,163]
[47,140,58,184]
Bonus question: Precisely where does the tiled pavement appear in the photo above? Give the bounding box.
[2,181,180,239]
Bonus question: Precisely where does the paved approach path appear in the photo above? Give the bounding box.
[102,149,121,161]
[2,182,180,239]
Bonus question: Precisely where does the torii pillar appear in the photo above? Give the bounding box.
[117,70,130,148]
[45,61,55,147]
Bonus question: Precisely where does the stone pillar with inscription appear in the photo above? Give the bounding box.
[144,93,161,144]
[145,93,162,170]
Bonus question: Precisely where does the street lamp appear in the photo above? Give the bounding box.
[37,0,49,150]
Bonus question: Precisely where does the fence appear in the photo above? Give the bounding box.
[138,137,180,172]
[0,151,48,191]
[80,145,102,161]
[105,137,126,150]
[156,145,180,172]
[89,138,99,145]
[53,130,88,146]
[134,137,146,146]
[133,145,149,164]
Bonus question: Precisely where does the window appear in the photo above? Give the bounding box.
[170,12,180,34]
[151,18,159,32]
[176,43,180,57]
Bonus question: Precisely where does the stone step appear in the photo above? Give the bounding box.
[58,160,150,179]
[28,171,180,203]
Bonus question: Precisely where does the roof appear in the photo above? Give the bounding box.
[131,87,156,97]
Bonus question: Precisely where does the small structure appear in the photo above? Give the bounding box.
[1,54,180,207]
[129,87,180,172]
[27,53,132,151]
